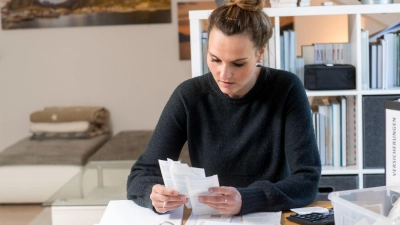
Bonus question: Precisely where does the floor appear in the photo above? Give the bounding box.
[0,204,49,225]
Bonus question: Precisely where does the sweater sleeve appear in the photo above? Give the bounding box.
[126,84,188,211]
[237,74,321,214]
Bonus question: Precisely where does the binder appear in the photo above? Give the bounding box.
[385,98,400,186]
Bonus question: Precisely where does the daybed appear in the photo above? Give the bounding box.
[0,134,109,203]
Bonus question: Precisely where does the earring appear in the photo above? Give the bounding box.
[256,60,262,67]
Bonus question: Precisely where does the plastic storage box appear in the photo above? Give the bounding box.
[328,186,400,225]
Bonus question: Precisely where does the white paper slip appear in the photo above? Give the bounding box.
[290,206,329,215]
[159,158,207,209]
[99,200,183,225]
[185,211,281,225]
[186,213,233,225]
[242,212,282,224]
[203,222,232,225]
[187,175,221,215]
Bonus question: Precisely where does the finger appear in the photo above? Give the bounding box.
[152,192,187,202]
[208,186,234,195]
[198,195,230,204]
[153,184,179,196]
[154,200,185,213]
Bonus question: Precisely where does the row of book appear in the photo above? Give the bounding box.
[301,43,352,65]
[263,29,305,83]
[311,96,357,167]
[365,30,400,90]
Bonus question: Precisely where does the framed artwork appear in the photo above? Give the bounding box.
[178,1,215,60]
[1,0,172,30]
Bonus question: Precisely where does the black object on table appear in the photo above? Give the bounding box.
[286,208,334,225]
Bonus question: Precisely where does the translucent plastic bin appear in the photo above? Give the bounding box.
[328,185,400,225]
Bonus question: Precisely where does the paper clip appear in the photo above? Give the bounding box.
[159,221,174,225]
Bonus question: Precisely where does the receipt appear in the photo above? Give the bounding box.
[290,207,329,215]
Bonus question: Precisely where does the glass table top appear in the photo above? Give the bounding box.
[43,160,136,207]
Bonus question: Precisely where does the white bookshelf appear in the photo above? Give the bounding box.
[189,4,400,189]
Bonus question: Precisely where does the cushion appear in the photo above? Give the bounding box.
[0,134,110,166]
[88,130,191,165]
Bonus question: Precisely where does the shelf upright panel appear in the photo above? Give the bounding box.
[189,10,212,78]
[189,16,204,77]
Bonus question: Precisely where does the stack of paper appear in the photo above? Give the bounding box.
[159,159,221,215]
[98,200,183,225]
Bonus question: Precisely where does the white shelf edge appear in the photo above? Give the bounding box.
[360,88,400,95]
[305,90,358,96]
[321,166,385,175]
[189,4,400,20]
[321,165,359,175]
[362,169,385,174]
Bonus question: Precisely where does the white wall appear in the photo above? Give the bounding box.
[0,1,193,151]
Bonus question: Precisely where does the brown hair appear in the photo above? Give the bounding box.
[207,0,273,50]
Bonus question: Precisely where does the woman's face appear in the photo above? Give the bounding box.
[207,28,264,98]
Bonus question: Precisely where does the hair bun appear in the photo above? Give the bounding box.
[225,0,264,11]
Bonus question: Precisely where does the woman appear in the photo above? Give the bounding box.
[127,0,321,215]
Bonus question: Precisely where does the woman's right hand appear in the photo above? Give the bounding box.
[150,184,187,213]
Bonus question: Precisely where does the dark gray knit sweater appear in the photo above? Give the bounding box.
[127,67,321,215]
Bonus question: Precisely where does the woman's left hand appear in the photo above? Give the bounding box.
[198,186,242,215]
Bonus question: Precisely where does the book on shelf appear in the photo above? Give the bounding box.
[338,96,347,167]
[300,43,351,65]
[316,98,327,166]
[301,45,314,65]
[380,38,386,89]
[298,1,310,7]
[385,98,400,186]
[313,43,351,64]
[395,33,400,86]
[269,0,311,7]
[369,43,378,89]
[368,32,400,90]
[383,33,397,89]
[283,30,290,71]
[270,2,297,7]
[311,106,320,153]
[289,30,297,74]
[377,42,383,89]
[369,19,400,42]
[329,97,341,167]
[361,29,370,90]
[346,96,356,166]
[313,96,351,167]
[280,30,297,75]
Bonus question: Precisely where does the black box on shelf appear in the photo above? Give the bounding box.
[363,174,385,188]
[304,64,356,90]
[316,175,358,201]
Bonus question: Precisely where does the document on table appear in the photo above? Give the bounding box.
[185,211,282,225]
[98,200,183,225]
[159,159,221,215]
